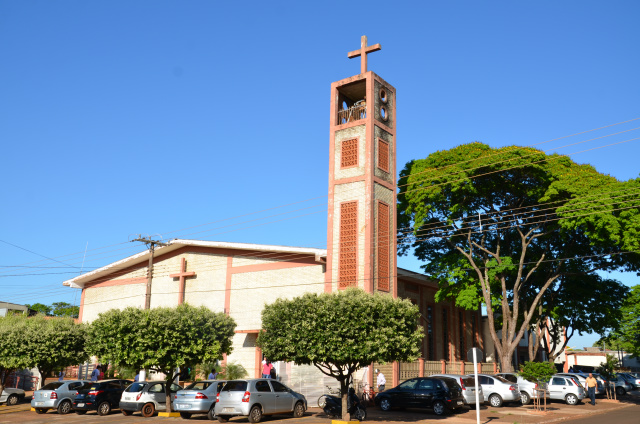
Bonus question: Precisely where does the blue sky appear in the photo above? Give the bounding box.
[1,0,638,349]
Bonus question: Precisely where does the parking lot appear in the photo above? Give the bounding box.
[2,393,640,424]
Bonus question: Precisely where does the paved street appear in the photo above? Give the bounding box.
[1,393,639,424]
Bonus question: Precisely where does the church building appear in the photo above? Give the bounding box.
[63,37,483,397]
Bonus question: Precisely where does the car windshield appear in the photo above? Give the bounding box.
[461,377,476,387]
[221,381,247,392]
[41,382,64,391]
[435,377,460,390]
[493,376,511,384]
[185,381,212,390]
[125,382,146,392]
[77,383,93,391]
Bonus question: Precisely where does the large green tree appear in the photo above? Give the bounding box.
[257,288,423,421]
[86,304,236,413]
[23,315,88,388]
[598,284,640,358]
[398,142,640,371]
[0,315,31,401]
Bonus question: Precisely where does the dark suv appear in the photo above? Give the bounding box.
[374,376,464,415]
[73,379,132,415]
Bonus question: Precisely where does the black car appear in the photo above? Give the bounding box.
[374,376,464,415]
[73,379,132,415]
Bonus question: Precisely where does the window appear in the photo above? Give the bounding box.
[459,311,465,359]
[270,381,289,392]
[339,201,358,288]
[471,314,478,347]
[341,138,358,168]
[551,377,565,386]
[148,383,164,393]
[377,138,389,172]
[398,379,418,390]
[222,381,248,392]
[377,202,390,291]
[107,381,122,389]
[255,381,271,392]
[185,381,211,390]
[427,305,434,360]
[417,379,435,390]
[442,308,449,360]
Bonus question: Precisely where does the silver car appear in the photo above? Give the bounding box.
[215,379,307,423]
[174,380,227,419]
[31,380,88,414]
[496,372,548,405]
[548,375,585,405]
[0,387,25,405]
[430,374,484,407]
[557,373,604,397]
[608,375,633,395]
[119,380,182,417]
[471,374,521,407]
[619,373,640,389]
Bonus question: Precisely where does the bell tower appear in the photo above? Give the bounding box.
[325,36,397,297]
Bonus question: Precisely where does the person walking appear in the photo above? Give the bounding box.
[376,369,386,392]
[585,373,597,405]
[262,361,273,379]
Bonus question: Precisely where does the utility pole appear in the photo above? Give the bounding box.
[131,235,168,309]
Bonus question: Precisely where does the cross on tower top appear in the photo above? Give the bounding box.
[347,35,381,74]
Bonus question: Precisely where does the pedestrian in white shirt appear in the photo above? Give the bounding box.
[376,368,386,392]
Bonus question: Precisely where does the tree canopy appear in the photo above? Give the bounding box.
[86,304,235,412]
[598,284,640,358]
[0,315,32,399]
[26,301,80,318]
[257,288,423,420]
[398,142,640,371]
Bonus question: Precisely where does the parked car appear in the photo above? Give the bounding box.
[619,373,640,389]
[119,380,182,417]
[608,375,633,395]
[471,374,520,407]
[557,373,604,397]
[547,375,585,405]
[215,379,307,423]
[374,376,464,415]
[174,380,227,419]
[496,372,548,405]
[72,379,132,415]
[0,387,25,405]
[31,380,89,414]
[430,373,484,408]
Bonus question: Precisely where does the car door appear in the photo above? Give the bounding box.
[548,377,567,400]
[478,376,495,401]
[148,383,166,407]
[414,378,435,409]
[253,380,276,414]
[391,379,418,408]
[270,380,295,413]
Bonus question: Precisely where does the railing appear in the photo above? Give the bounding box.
[397,359,499,383]
[337,105,366,125]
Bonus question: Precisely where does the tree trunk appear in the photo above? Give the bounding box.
[499,352,514,372]
[165,373,178,414]
[340,377,349,421]
[0,368,14,402]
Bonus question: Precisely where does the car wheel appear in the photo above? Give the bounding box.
[565,393,578,405]
[249,405,263,423]
[6,395,18,406]
[353,406,367,421]
[97,401,111,416]
[122,409,133,416]
[293,401,305,418]
[217,415,230,423]
[489,394,503,407]
[180,412,192,419]
[317,395,328,408]
[35,408,47,414]
[141,402,155,418]
[379,397,392,411]
[75,410,87,415]
[616,386,626,396]
[207,406,215,420]
[57,399,72,414]
[520,391,530,405]
[432,400,446,416]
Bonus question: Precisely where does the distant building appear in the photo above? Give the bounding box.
[565,347,640,371]
[0,301,32,317]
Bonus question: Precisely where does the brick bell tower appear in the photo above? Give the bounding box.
[325,36,397,297]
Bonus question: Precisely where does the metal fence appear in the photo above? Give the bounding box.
[337,105,366,124]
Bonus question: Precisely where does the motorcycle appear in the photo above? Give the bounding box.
[318,388,366,421]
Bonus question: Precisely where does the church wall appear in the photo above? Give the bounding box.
[81,282,146,323]
[229,264,325,330]
[182,253,227,312]
[227,332,259,379]
[374,126,394,184]
[330,181,366,292]
[334,127,366,180]
[374,183,395,293]
[233,255,282,267]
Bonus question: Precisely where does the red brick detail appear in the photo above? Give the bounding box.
[377,138,389,173]
[341,138,358,168]
[377,202,390,292]
[339,201,358,288]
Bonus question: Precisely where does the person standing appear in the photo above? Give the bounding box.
[585,373,597,405]
[262,361,273,379]
[376,369,386,392]
[90,366,100,382]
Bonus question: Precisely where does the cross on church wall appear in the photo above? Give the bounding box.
[170,257,196,305]
[347,35,381,74]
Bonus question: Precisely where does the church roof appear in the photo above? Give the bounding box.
[62,239,327,289]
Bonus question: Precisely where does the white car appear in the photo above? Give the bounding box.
[471,374,521,407]
[119,380,182,417]
[547,375,585,405]
[0,388,25,405]
[430,374,484,407]
[496,372,548,405]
